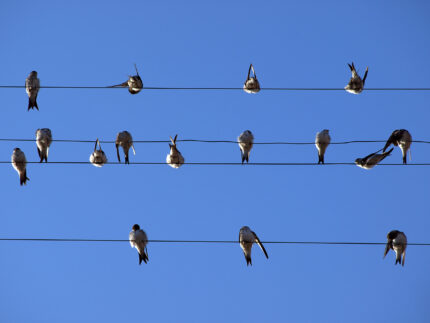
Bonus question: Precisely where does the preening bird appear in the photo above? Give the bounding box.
[355,148,393,169]
[383,129,412,164]
[315,129,331,164]
[384,230,407,266]
[129,224,149,265]
[35,128,52,163]
[243,64,260,93]
[239,226,269,266]
[344,62,368,94]
[166,134,185,168]
[25,71,40,110]
[111,64,143,94]
[89,139,107,167]
[11,148,29,185]
[115,131,136,164]
[238,130,254,163]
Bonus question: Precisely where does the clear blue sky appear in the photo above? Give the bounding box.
[0,1,429,322]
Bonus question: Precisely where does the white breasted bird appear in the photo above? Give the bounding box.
[239,226,269,266]
[129,224,149,265]
[315,129,331,164]
[166,134,185,168]
[35,128,52,163]
[383,129,412,164]
[89,139,107,167]
[243,64,260,93]
[11,148,29,185]
[384,230,407,266]
[111,64,143,94]
[355,148,393,169]
[115,131,136,164]
[25,71,40,111]
[238,130,254,164]
[344,62,368,94]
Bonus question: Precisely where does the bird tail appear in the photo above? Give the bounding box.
[318,152,324,164]
[363,67,369,85]
[20,171,29,186]
[395,254,401,265]
[245,254,252,266]
[139,251,149,265]
[125,151,129,165]
[381,148,394,161]
[409,148,412,163]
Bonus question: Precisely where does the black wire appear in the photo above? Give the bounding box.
[0,138,428,145]
[0,238,428,246]
[3,161,430,166]
[1,85,430,91]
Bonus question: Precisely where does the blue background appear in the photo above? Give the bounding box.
[0,1,429,322]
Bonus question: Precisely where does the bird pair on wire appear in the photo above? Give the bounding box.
[314,129,412,168]
[129,224,268,266]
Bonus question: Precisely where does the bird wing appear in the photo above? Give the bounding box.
[252,231,269,259]
[110,81,129,88]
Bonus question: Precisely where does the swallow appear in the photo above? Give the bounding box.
[315,129,331,164]
[25,71,40,110]
[115,131,136,164]
[129,224,149,265]
[166,134,185,168]
[243,64,260,93]
[11,148,29,185]
[344,62,368,94]
[89,139,107,167]
[35,128,52,163]
[239,226,269,266]
[383,129,412,164]
[111,64,143,94]
[238,130,254,163]
[355,148,393,169]
[384,230,407,266]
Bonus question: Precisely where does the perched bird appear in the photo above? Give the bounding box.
[238,130,254,163]
[25,71,40,111]
[239,226,269,266]
[89,139,107,167]
[243,64,260,93]
[355,148,393,169]
[384,230,407,266]
[11,148,29,185]
[315,129,331,164]
[35,128,52,163]
[115,131,136,164]
[383,129,412,164]
[166,134,185,168]
[129,224,149,265]
[111,64,143,94]
[344,62,368,94]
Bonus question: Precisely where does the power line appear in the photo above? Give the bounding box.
[1,85,430,91]
[1,161,430,166]
[0,138,428,145]
[0,238,428,246]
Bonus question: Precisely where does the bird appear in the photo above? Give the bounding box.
[383,129,412,164]
[11,148,29,185]
[129,224,149,265]
[25,71,40,111]
[238,130,254,163]
[35,128,52,163]
[111,64,143,94]
[344,62,368,94]
[239,226,269,266]
[384,230,407,266]
[243,64,260,93]
[115,131,136,164]
[315,129,331,164]
[355,148,393,169]
[166,134,185,168]
[89,139,107,167]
